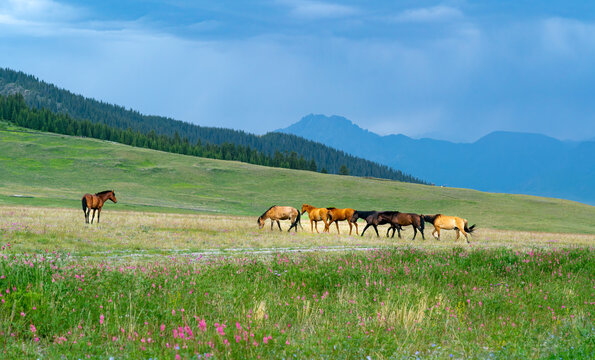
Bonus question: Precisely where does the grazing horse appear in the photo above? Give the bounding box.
[301,204,332,233]
[350,211,391,237]
[423,214,476,243]
[326,207,359,235]
[82,190,117,224]
[379,212,425,240]
[257,206,302,232]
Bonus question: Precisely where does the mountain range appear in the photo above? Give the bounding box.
[278,114,595,205]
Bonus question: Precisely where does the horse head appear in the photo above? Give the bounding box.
[109,190,118,203]
[350,211,360,223]
[300,204,310,215]
[257,216,265,229]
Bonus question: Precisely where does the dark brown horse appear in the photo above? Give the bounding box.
[350,211,391,237]
[82,190,117,224]
[378,212,425,240]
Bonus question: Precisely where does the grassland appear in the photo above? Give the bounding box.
[1,124,594,234]
[1,125,594,359]
[0,239,592,359]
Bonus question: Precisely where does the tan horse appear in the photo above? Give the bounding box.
[326,207,359,235]
[257,206,302,232]
[423,214,476,243]
[82,190,117,224]
[301,204,332,233]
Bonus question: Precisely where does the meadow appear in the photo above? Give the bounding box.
[2,125,595,234]
[0,206,594,358]
[1,127,594,358]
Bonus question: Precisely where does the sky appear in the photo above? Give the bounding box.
[1,0,595,142]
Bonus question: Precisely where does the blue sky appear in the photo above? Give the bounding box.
[1,0,595,142]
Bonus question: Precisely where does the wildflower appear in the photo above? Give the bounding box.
[160,323,166,332]
[100,314,104,325]
[30,324,37,333]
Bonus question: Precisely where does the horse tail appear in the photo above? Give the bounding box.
[82,197,87,212]
[291,211,302,230]
[464,222,476,233]
[419,214,425,231]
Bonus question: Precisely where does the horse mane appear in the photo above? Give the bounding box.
[423,214,440,224]
[326,207,336,210]
[259,205,276,219]
[95,190,113,195]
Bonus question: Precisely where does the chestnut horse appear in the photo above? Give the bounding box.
[82,190,117,224]
[378,212,425,240]
[257,205,302,232]
[301,204,332,233]
[326,207,359,235]
[423,214,476,243]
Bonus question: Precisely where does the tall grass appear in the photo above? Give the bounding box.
[1,245,592,358]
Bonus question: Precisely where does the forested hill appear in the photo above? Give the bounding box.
[0,68,424,183]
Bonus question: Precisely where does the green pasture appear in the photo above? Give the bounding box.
[1,124,594,234]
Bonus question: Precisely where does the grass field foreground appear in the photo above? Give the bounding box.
[0,243,593,359]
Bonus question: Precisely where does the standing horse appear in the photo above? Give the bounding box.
[423,214,476,243]
[378,212,425,240]
[82,190,117,224]
[350,211,391,237]
[301,204,332,233]
[326,207,359,235]
[257,206,302,232]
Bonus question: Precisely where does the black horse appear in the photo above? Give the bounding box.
[350,211,392,237]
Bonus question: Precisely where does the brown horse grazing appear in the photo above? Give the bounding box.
[301,204,332,233]
[82,190,117,224]
[423,214,476,243]
[326,207,359,235]
[378,212,425,240]
[257,206,302,232]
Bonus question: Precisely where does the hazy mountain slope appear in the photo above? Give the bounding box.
[278,114,595,204]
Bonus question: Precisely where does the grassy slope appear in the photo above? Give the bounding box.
[1,124,594,234]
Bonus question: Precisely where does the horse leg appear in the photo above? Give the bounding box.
[361,224,371,236]
[436,227,441,241]
[420,226,425,240]
[310,219,314,233]
[354,222,359,235]
[271,220,274,231]
[373,225,379,237]
[277,220,282,231]
[335,221,340,235]
[97,208,101,224]
[460,229,470,243]
[455,229,460,241]
[90,209,96,224]
[412,225,417,240]
[397,226,402,239]
[386,227,391,238]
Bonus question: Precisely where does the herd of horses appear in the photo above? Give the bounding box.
[80,190,476,242]
[258,204,476,242]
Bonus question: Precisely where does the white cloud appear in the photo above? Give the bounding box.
[392,5,463,23]
[0,0,80,23]
[279,0,358,19]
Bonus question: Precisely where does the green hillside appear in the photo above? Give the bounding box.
[0,68,422,182]
[1,123,594,234]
